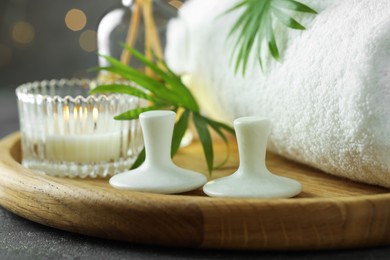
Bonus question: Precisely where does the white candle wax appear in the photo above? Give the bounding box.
[45,131,129,163]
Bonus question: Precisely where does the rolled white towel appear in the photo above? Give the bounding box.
[165,0,390,187]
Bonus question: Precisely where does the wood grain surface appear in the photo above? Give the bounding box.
[1,132,390,250]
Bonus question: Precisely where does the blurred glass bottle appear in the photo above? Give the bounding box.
[97,0,178,75]
[97,0,193,147]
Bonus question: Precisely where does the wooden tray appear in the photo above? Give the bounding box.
[1,132,390,250]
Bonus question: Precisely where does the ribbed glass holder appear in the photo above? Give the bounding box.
[16,79,144,178]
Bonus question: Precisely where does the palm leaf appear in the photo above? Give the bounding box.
[171,109,190,157]
[131,148,145,169]
[222,0,249,16]
[272,8,306,30]
[151,52,200,112]
[272,0,317,14]
[123,46,184,91]
[193,112,214,174]
[100,55,185,106]
[90,84,165,104]
[94,47,235,174]
[265,10,280,61]
[205,118,235,136]
[205,118,231,169]
[114,105,167,120]
[124,47,197,109]
[225,0,317,75]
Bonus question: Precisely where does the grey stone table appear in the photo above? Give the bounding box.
[1,87,390,260]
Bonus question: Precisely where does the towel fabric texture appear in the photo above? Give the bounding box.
[165,0,390,187]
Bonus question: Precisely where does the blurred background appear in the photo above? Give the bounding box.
[0,0,181,134]
[0,0,124,89]
[0,0,125,134]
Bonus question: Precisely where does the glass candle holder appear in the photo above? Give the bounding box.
[16,79,144,178]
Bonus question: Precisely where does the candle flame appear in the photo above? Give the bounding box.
[84,107,88,121]
[73,105,86,121]
[74,106,79,120]
[93,107,98,122]
[64,106,70,121]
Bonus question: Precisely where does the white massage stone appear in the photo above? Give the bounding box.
[203,117,302,198]
[109,110,207,194]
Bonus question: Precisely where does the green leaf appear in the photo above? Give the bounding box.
[234,44,245,75]
[228,0,273,75]
[90,84,164,104]
[205,119,231,169]
[114,105,167,120]
[225,0,317,76]
[193,112,213,174]
[122,46,189,96]
[272,8,305,30]
[97,66,165,97]
[171,109,190,157]
[95,47,234,174]
[131,148,145,169]
[272,0,317,14]
[265,12,280,60]
[100,55,184,106]
[205,118,235,136]
[222,0,249,16]
[154,55,200,113]
[122,46,169,79]
[227,5,255,39]
[240,5,267,75]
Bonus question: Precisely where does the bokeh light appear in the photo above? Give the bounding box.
[11,21,35,45]
[0,44,12,67]
[65,9,87,31]
[79,30,97,52]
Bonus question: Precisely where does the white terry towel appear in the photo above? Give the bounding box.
[165,0,390,187]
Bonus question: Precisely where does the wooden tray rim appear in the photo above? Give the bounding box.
[1,132,390,250]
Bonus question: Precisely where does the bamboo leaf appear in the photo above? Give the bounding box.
[100,55,184,106]
[122,46,186,93]
[95,46,234,175]
[240,5,265,75]
[265,12,280,60]
[272,8,305,30]
[193,113,213,174]
[205,117,236,168]
[256,14,268,72]
[101,54,153,81]
[114,105,167,120]
[152,53,200,112]
[227,7,253,39]
[90,84,164,104]
[131,148,145,169]
[205,118,235,136]
[206,119,231,169]
[222,0,249,16]
[171,109,190,157]
[98,66,163,94]
[225,0,317,76]
[272,0,317,14]
[234,44,246,75]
